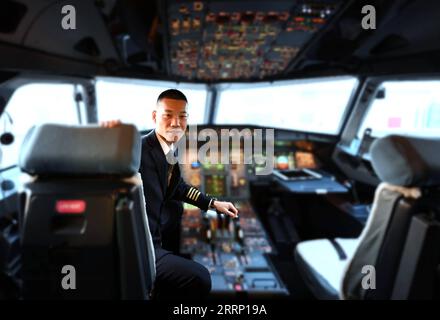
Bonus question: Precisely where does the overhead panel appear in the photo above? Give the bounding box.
[167,0,340,81]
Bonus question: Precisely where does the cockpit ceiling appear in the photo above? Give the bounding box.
[167,0,340,81]
[1,0,440,81]
[113,0,440,80]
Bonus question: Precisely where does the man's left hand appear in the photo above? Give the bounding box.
[100,120,122,128]
[213,201,239,218]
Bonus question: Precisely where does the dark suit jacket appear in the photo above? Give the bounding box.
[139,130,212,259]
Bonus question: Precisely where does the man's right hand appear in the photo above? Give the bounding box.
[213,201,239,219]
[100,120,122,128]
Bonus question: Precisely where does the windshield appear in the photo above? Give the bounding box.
[358,80,440,138]
[0,84,79,170]
[215,76,358,134]
[96,77,208,131]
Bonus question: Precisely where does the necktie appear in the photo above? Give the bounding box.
[167,163,174,186]
[166,148,177,186]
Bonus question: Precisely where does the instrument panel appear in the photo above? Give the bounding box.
[180,202,287,296]
[180,137,318,199]
[179,136,319,296]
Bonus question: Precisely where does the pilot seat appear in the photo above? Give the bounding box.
[18,124,156,299]
[295,135,440,299]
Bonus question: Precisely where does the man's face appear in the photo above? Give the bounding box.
[153,98,188,144]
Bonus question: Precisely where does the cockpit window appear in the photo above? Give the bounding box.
[214,76,358,135]
[95,77,208,130]
[0,84,79,170]
[358,80,440,138]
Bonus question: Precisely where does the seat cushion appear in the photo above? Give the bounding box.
[295,238,359,299]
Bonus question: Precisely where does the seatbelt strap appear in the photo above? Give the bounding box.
[329,239,347,260]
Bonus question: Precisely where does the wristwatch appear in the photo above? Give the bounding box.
[209,197,218,209]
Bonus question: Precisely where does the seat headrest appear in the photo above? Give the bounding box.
[19,124,141,177]
[370,135,440,187]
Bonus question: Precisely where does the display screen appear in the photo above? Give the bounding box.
[204,175,227,197]
[295,152,316,169]
[275,152,296,170]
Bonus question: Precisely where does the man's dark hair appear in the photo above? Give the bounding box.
[157,89,188,104]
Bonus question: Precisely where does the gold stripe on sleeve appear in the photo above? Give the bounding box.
[186,187,195,198]
[188,188,197,200]
[190,189,199,201]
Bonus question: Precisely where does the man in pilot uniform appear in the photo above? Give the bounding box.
[103,89,238,300]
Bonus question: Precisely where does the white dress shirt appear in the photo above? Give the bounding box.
[155,131,174,156]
